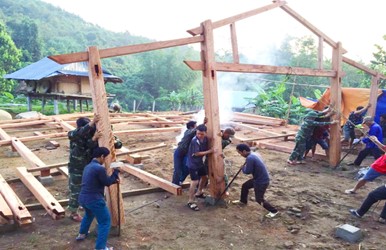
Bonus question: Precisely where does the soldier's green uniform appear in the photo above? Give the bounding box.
[68,122,98,213]
[289,111,335,162]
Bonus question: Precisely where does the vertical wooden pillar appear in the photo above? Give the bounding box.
[66,99,71,113]
[53,99,59,115]
[27,96,32,111]
[230,23,239,64]
[329,42,343,167]
[79,99,83,113]
[368,74,380,117]
[41,97,46,112]
[201,20,224,199]
[318,36,324,69]
[88,46,125,227]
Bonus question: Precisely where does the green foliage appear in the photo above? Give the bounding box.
[371,36,386,84]
[244,82,308,124]
[0,21,21,95]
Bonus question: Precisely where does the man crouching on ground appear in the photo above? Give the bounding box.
[186,124,215,211]
[233,144,279,218]
[76,147,120,250]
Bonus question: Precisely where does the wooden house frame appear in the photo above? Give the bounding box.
[47,0,385,224]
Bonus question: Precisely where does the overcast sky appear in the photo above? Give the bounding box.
[42,0,386,64]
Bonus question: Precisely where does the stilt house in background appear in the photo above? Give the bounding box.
[4,57,122,114]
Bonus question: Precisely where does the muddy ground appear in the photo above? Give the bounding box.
[1,115,386,250]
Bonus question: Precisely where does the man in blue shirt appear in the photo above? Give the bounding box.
[233,144,278,218]
[351,116,383,167]
[76,147,120,250]
[186,124,214,211]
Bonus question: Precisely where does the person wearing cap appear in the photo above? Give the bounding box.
[287,107,338,165]
[76,147,120,250]
[341,104,371,148]
[349,116,383,167]
[345,134,386,194]
[67,115,102,222]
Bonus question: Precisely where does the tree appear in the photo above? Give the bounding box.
[0,21,21,96]
[6,18,42,63]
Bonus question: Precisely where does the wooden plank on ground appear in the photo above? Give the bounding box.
[11,137,46,168]
[0,193,13,222]
[15,167,65,220]
[121,164,182,195]
[0,174,32,226]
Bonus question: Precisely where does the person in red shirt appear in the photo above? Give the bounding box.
[345,135,386,194]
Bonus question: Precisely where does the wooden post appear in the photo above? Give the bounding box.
[200,20,224,199]
[41,97,46,113]
[368,74,380,117]
[230,23,239,63]
[318,36,323,69]
[329,42,343,167]
[79,99,83,113]
[66,99,70,113]
[27,96,32,111]
[133,100,136,112]
[152,100,156,112]
[88,46,125,227]
[53,98,59,115]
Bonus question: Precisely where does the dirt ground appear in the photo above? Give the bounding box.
[1,115,386,250]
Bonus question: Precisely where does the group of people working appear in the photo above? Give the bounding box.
[287,103,386,225]
[67,115,121,250]
[172,119,278,218]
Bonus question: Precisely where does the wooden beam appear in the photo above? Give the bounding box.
[88,46,124,227]
[187,1,286,36]
[200,20,225,200]
[121,164,182,195]
[11,137,46,169]
[0,132,68,146]
[15,167,65,220]
[114,127,182,135]
[0,193,13,222]
[342,56,386,78]
[368,74,380,117]
[0,174,33,226]
[0,119,52,129]
[0,128,11,140]
[318,36,324,70]
[25,184,191,211]
[51,117,75,131]
[230,23,239,63]
[329,42,343,167]
[258,141,326,159]
[117,143,167,155]
[49,36,203,64]
[278,2,346,53]
[238,132,296,142]
[184,61,337,77]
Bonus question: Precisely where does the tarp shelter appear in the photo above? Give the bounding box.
[300,88,383,124]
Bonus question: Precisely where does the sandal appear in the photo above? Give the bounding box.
[195,193,207,199]
[187,202,200,211]
[70,213,83,222]
[286,160,297,165]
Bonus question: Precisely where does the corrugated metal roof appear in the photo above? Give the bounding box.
[3,57,123,83]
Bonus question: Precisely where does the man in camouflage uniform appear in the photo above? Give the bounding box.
[68,115,101,222]
[287,108,338,165]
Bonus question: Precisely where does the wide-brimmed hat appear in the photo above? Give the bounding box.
[362,116,374,124]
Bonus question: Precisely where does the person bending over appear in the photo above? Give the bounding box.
[233,144,279,218]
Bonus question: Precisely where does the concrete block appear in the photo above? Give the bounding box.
[38,175,54,186]
[335,224,362,243]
